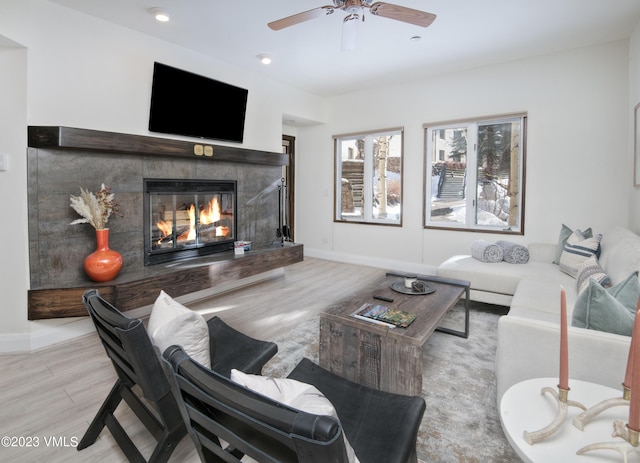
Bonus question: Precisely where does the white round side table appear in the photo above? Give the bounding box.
[500,377,640,462]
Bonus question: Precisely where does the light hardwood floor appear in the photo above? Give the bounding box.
[0,258,386,462]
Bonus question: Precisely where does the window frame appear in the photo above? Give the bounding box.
[423,113,527,234]
[334,127,404,226]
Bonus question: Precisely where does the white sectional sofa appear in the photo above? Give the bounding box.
[437,226,640,403]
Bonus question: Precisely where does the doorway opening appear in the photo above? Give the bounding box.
[282,135,295,242]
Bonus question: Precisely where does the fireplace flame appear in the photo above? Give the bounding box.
[199,197,225,237]
[156,220,173,243]
[186,205,197,240]
[156,197,228,244]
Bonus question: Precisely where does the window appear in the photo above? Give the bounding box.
[424,114,526,233]
[335,128,403,225]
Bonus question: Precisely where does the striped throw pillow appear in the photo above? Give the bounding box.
[559,230,602,278]
[576,255,611,294]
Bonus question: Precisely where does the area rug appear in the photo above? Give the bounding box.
[261,301,522,463]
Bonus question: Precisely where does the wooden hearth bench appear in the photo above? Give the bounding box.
[28,243,302,320]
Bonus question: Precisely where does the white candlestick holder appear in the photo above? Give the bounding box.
[523,386,586,445]
[577,421,640,461]
[573,385,630,430]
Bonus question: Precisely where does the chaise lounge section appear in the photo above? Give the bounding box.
[437,226,640,403]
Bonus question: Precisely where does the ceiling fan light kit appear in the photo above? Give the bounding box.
[268,0,436,50]
[341,13,360,51]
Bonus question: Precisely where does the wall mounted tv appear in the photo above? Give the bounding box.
[148,62,248,143]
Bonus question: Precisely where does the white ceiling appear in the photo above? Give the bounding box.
[50,0,640,98]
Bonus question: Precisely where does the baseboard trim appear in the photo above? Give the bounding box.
[303,247,437,276]
[0,333,32,354]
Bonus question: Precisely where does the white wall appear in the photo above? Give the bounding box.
[629,22,640,232]
[1,0,637,351]
[0,42,29,350]
[0,0,325,351]
[296,40,631,271]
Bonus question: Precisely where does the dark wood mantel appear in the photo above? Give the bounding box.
[27,126,299,320]
[28,243,303,320]
[28,126,289,166]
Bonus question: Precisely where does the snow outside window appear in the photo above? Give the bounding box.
[424,114,526,234]
[334,128,403,225]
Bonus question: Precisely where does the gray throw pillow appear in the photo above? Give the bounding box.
[495,240,529,264]
[470,240,503,263]
[571,272,640,336]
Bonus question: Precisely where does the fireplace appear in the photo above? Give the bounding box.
[144,179,237,265]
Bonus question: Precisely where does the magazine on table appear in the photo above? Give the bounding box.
[350,303,417,328]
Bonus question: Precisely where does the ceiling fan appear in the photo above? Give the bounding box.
[268,0,436,51]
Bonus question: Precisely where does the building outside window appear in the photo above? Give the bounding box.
[424,114,526,234]
[334,127,403,225]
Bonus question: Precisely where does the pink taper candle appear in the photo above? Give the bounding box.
[625,298,640,391]
[629,297,640,431]
[625,332,635,390]
[559,287,569,391]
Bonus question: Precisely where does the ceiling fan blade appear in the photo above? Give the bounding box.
[268,6,336,31]
[369,2,436,28]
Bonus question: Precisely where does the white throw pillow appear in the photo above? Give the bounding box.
[559,230,602,278]
[231,369,360,463]
[148,290,210,367]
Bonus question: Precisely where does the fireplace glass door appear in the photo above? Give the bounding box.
[144,179,236,265]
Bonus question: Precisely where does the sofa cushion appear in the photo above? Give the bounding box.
[509,277,578,322]
[230,369,359,463]
[571,274,640,336]
[576,255,611,294]
[553,224,593,264]
[559,230,602,278]
[147,290,210,367]
[437,256,566,297]
[600,226,640,285]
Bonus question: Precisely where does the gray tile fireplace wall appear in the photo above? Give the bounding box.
[27,145,283,289]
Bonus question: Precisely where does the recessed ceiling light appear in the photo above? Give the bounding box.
[149,7,170,22]
[410,35,422,42]
[257,54,272,65]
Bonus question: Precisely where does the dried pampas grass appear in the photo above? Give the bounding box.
[70,183,121,229]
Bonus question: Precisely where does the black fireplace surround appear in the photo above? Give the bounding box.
[144,179,238,265]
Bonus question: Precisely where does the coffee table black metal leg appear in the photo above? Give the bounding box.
[435,285,469,339]
[385,271,471,339]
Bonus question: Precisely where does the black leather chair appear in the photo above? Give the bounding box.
[79,289,278,462]
[163,345,426,463]
[207,316,278,377]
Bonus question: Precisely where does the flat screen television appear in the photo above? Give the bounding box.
[148,62,248,143]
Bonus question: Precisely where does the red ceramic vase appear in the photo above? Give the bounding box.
[84,228,123,282]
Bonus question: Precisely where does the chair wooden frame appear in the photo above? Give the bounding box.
[78,289,186,462]
[79,289,278,462]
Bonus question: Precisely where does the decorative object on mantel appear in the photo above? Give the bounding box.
[70,184,123,282]
[576,297,640,460]
[523,287,586,444]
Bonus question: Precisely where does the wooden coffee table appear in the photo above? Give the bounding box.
[319,272,470,396]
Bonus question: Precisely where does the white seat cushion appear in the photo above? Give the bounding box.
[437,255,564,297]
